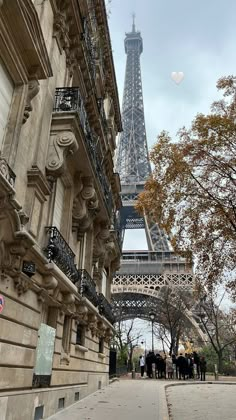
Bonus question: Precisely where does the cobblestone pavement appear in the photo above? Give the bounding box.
[47,378,168,420]
[166,383,236,420]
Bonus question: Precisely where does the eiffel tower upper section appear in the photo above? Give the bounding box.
[115,18,151,187]
[115,19,170,251]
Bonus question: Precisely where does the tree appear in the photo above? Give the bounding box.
[136,76,236,294]
[197,288,236,373]
[114,319,142,371]
[153,286,192,355]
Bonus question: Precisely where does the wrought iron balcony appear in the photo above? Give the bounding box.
[0,158,16,188]
[78,269,99,307]
[98,293,116,325]
[53,88,87,129]
[53,87,113,215]
[44,227,79,284]
[81,17,96,81]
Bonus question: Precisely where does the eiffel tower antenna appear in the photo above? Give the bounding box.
[132,13,136,32]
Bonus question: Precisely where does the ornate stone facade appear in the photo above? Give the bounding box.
[0,1,121,419]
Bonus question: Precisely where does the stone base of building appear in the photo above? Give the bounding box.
[0,373,108,420]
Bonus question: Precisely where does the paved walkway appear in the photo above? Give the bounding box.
[47,379,168,420]
[47,377,236,420]
[166,382,236,420]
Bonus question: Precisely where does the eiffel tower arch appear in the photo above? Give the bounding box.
[112,19,206,344]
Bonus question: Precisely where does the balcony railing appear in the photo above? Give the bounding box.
[78,269,99,307]
[53,87,113,215]
[98,293,116,324]
[44,226,79,284]
[0,158,16,188]
[81,17,96,81]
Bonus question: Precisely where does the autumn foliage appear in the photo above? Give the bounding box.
[136,76,236,294]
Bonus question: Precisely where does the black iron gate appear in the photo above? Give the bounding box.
[109,348,117,378]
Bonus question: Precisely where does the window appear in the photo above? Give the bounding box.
[99,337,104,354]
[101,269,107,296]
[76,324,85,346]
[58,398,65,410]
[0,58,14,150]
[74,392,80,401]
[62,315,71,354]
[52,178,65,230]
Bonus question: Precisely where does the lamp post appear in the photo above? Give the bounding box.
[149,312,155,352]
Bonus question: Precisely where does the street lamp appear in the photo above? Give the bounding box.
[149,312,155,352]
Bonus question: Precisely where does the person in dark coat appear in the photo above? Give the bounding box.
[177,353,187,380]
[155,354,162,379]
[186,354,194,379]
[146,351,155,378]
[200,356,207,381]
[172,354,178,379]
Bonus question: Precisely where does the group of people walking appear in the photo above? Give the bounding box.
[139,351,207,381]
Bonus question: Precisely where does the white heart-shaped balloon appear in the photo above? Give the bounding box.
[171,72,184,84]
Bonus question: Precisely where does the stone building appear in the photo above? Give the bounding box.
[0,0,122,418]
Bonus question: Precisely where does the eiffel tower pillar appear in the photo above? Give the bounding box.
[115,18,170,251]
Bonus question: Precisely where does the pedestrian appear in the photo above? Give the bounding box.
[172,354,178,379]
[139,355,145,377]
[200,356,207,381]
[193,351,200,379]
[177,353,187,380]
[155,354,161,379]
[166,356,174,379]
[187,354,194,379]
[146,351,153,378]
[159,355,166,379]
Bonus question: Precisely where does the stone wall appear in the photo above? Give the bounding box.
[0,0,121,418]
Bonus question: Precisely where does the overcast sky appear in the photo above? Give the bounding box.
[108,0,236,250]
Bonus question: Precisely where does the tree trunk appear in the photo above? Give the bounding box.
[217,351,223,374]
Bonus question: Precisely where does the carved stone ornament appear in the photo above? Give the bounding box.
[76,304,88,322]
[0,196,34,294]
[104,328,113,344]
[93,224,110,262]
[23,79,40,124]
[87,314,98,336]
[43,275,58,291]
[72,174,99,233]
[97,321,106,338]
[0,158,15,190]
[46,131,78,177]
[53,10,78,76]
[53,11,70,53]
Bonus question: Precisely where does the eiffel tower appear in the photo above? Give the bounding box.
[111,18,205,340]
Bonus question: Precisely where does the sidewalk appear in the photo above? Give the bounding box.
[47,378,168,420]
[166,382,236,420]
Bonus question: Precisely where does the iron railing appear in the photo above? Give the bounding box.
[53,88,87,129]
[53,87,113,215]
[44,226,79,284]
[78,269,99,307]
[81,17,96,80]
[98,293,116,324]
[0,158,16,188]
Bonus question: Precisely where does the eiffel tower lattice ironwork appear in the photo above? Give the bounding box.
[111,19,205,341]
